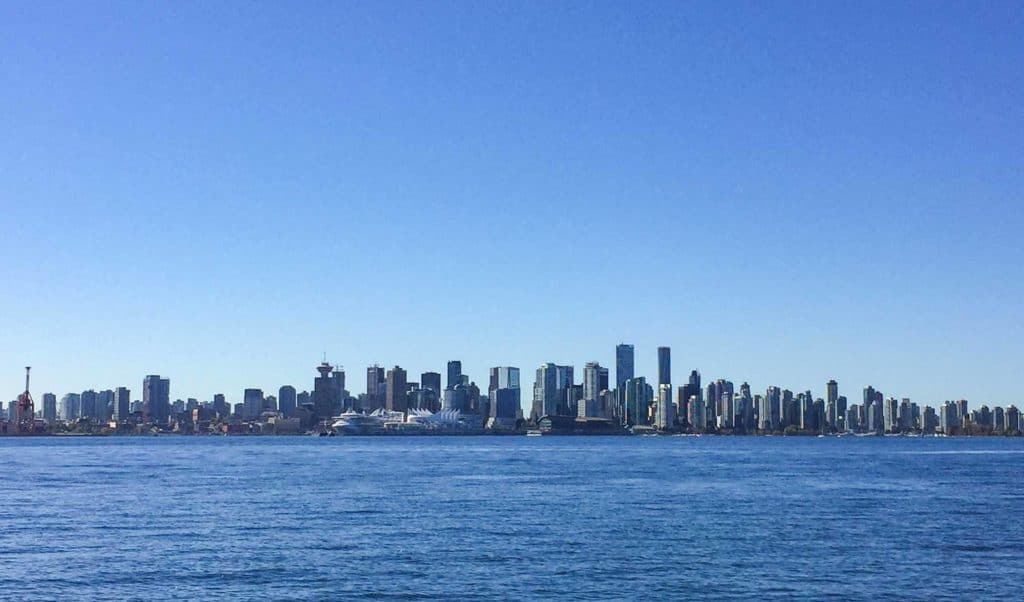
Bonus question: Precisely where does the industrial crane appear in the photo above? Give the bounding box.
[16,366,35,434]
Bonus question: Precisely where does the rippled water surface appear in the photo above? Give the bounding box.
[2,436,1022,600]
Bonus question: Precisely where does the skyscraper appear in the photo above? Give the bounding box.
[623,376,651,426]
[555,364,574,415]
[655,383,674,429]
[826,380,838,406]
[366,365,386,410]
[386,366,408,412]
[313,362,340,418]
[421,371,442,395]
[213,393,228,418]
[60,393,80,421]
[113,387,130,421]
[615,344,635,389]
[581,362,609,417]
[533,363,558,420]
[493,366,520,390]
[80,389,97,420]
[278,385,297,417]
[447,361,463,390]
[487,366,521,429]
[41,392,57,422]
[143,375,170,424]
[657,346,671,387]
[97,389,113,421]
[243,388,264,419]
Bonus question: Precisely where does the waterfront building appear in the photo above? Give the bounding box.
[759,387,776,431]
[385,366,408,413]
[443,384,470,412]
[657,346,670,387]
[492,367,520,391]
[826,380,838,405]
[884,397,898,433]
[97,389,114,421]
[113,387,130,421]
[615,344,634,390]
[80,389,97,420]
[993,406,1005,431]
[212,393,228,418]
[278,385,296,417]
[797,392,812,430]
[939,401,957,433]
[488,387,520,430]
[581,362,609,418]
[143,375,170,424]
[42,393,57,422]
[623,377,650,426]
[555,365,574,415]
[1005,406,1020,432]
[846,404,860,432]
[922,406,938,433]
[365,365,386,410]
[421,372,442,395]
[737,382,753,431]
[704,393,717,430]
[688,394,705,430]
[898,398,913,431]
[715,380,734,429]
[533,363,559,420]
[655,384,674,429]
[569,383,583,417]
[956,399,969,422]
[243,388,264,419]
[59,393,79,420]
[312,362,343,418]
[406,386,438,412]
[599,389,617,421]
[677,386,689,427]
[447,361,463,390]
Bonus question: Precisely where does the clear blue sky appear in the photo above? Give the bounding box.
[2,1,1022,409]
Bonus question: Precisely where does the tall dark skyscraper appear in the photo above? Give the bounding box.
[386,366,408,412]
[312,362,341,418]
[42,392,57,421]
[332,367,346,395]
[213,393,228,418]
[143,375,170,424]
[366,365,386,409]
[279,385,297,417]
[826,379,839,405]
[113,387,130,420]
[243,388,264,419]
[447,361,463,390]
[80,389,97,420]
[421,371,442,395]
[615,344,634,389]
[657,346,671,386]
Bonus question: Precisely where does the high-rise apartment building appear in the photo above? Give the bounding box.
[143,375,170,424]
[657,346,671,387]
[447,361,463,391]
[615,344,634,390]
[113,387,130,421]
[386,366,408,412]
[278,385,297,417]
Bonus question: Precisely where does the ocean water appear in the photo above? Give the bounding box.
[1,435,1022,600]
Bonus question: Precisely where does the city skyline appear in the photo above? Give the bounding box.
[2,2,1022,405]
[9,341,1019,414]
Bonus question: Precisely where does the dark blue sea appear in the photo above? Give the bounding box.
[2,435,1022,600]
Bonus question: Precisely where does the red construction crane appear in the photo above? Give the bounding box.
[16,366,34,434]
